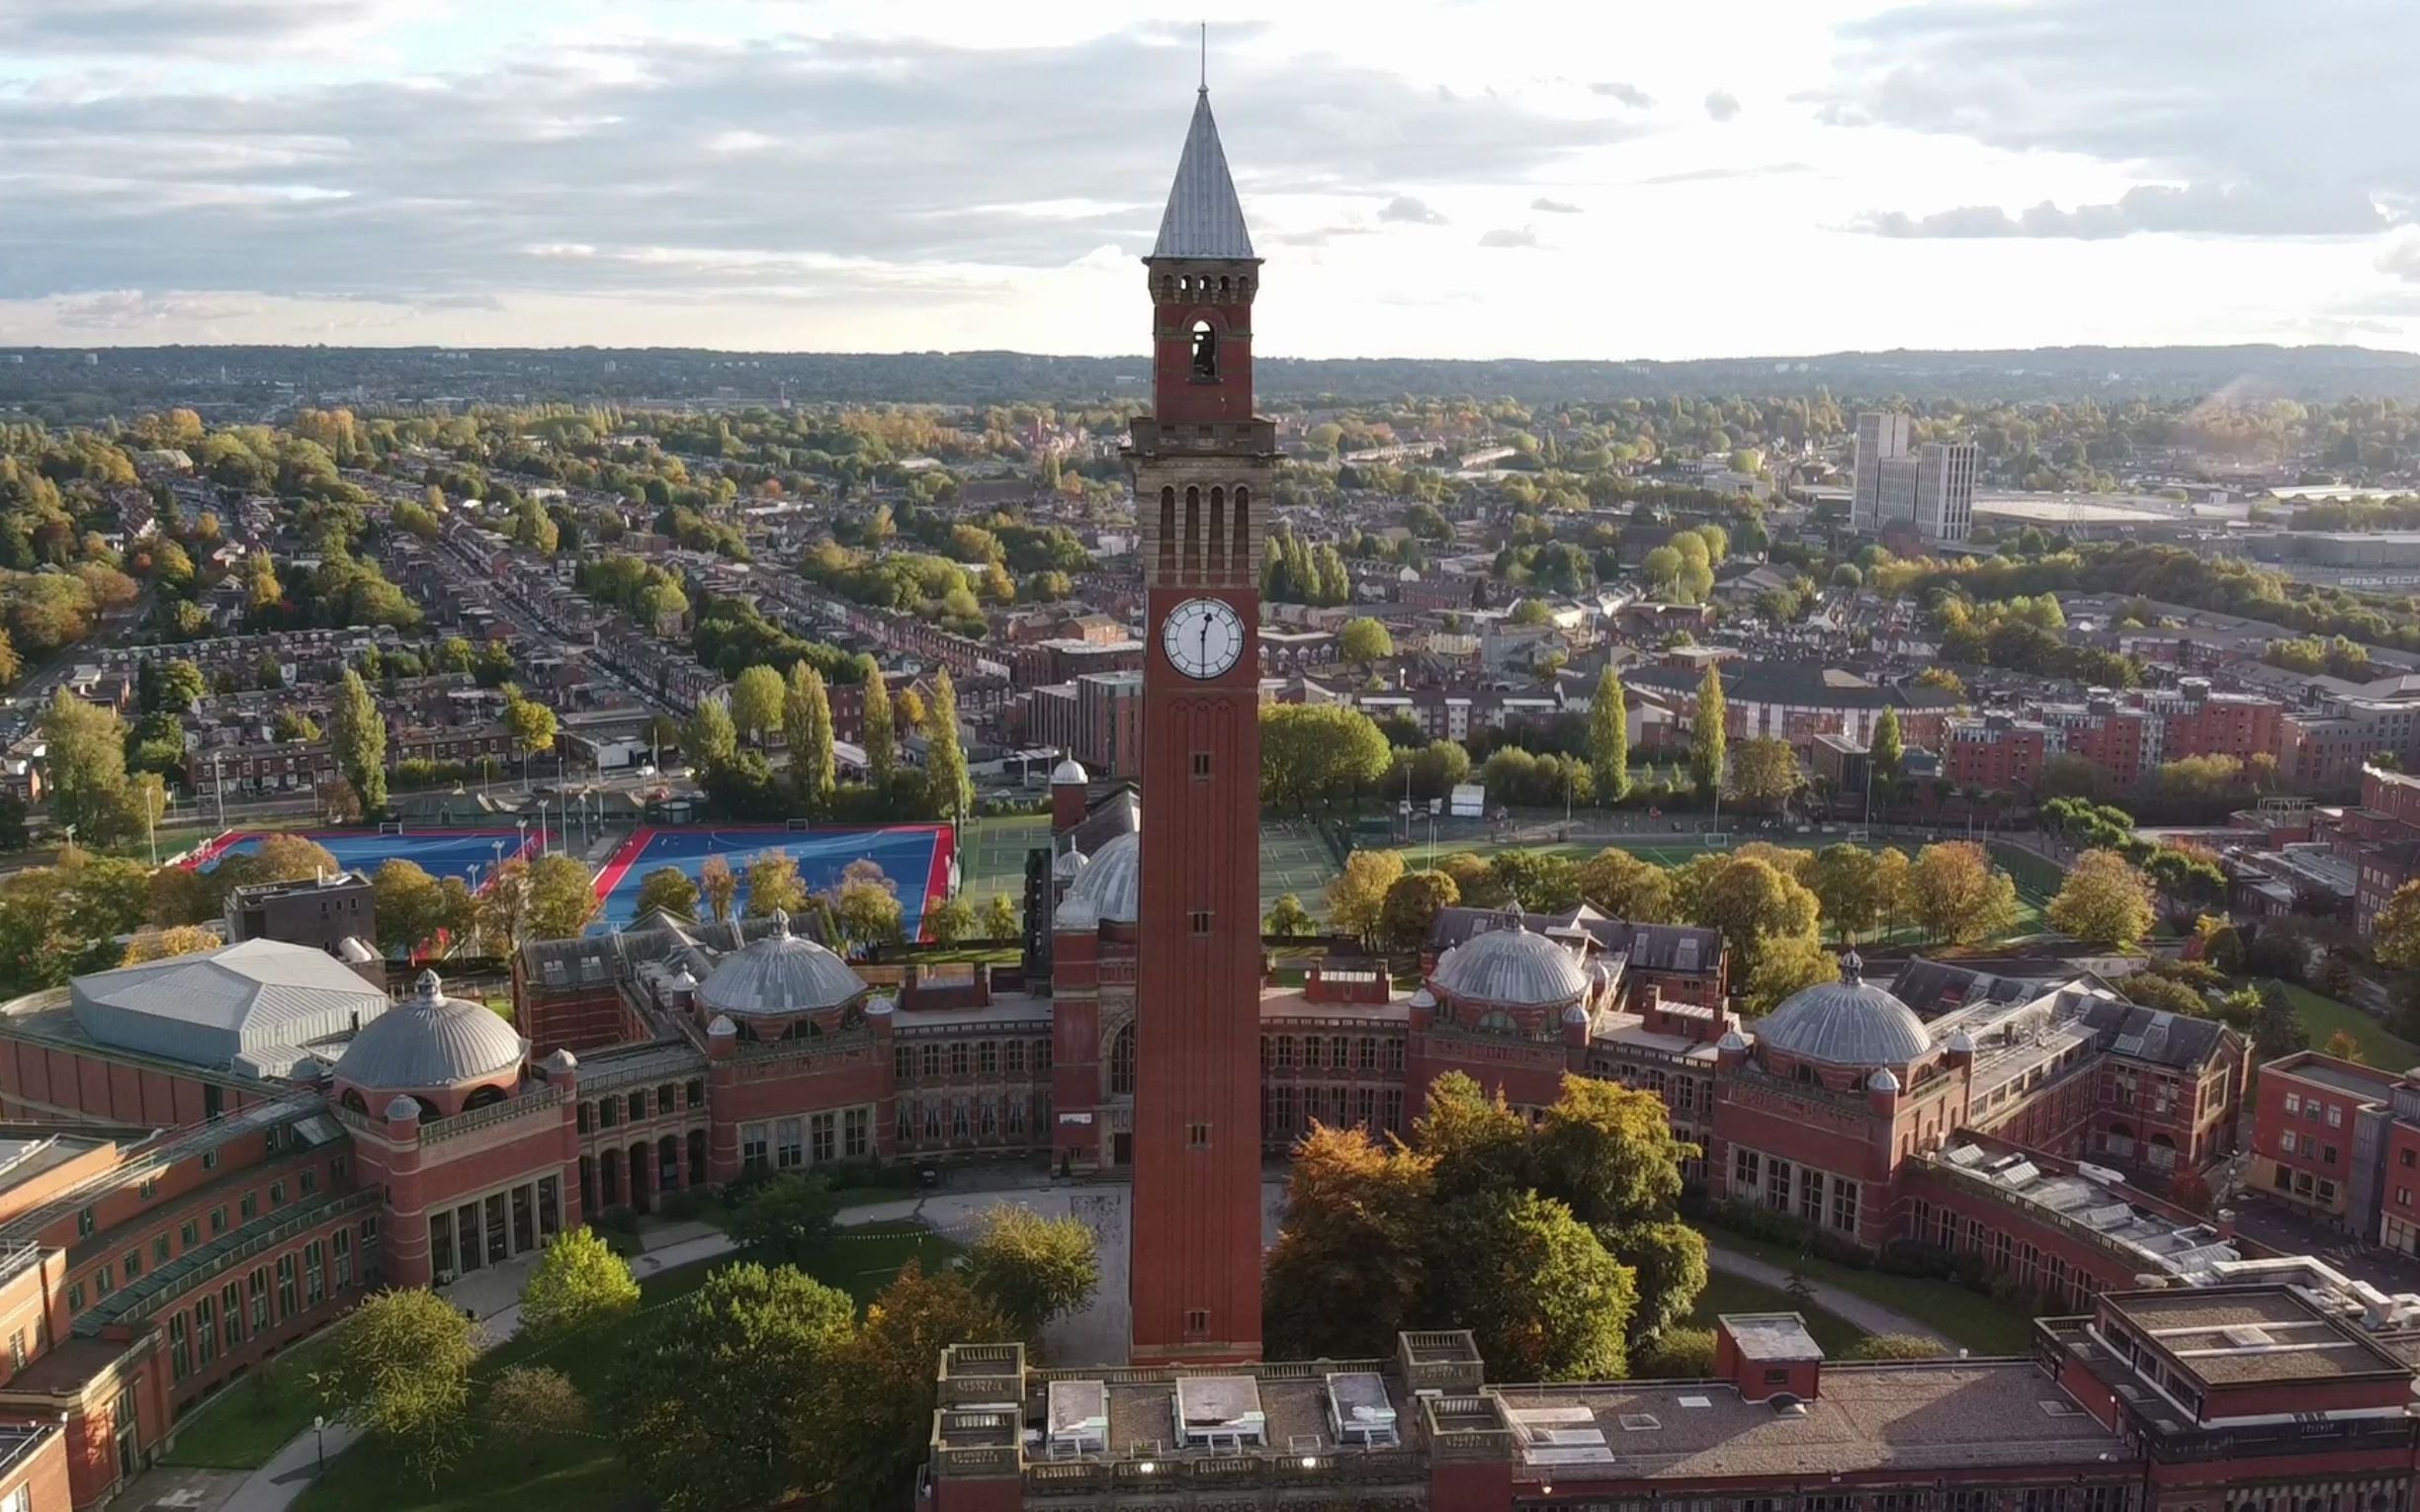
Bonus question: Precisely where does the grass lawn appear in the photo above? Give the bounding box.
[295,1221,957,1512]
[1703,1228,2038,1355]
[159,1323,351,1470]
[2267,979,2420,1069]
[1686,1270,1867,1358]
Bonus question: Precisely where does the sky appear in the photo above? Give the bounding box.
[0,0,2415,361]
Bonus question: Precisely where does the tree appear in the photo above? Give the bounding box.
[923,669,973,822]
[1260,704,1392,813]
[860,666,896,792]
[960,1206,1101,1341]
[607,1262,855,1512]
[120,925,221,965]
[1380,870,1460,952]
[635,866,700,920]
[1487,849,1583,912]
[1811,844,1882,942]
[1633,1326,1716,1379]
[1576,849,1673,922]
[2374,879,2420,969]
[500,685,558,787]
[236,832,341,885]
[1262,893,1316,937]
[1908,842,2019,945]
[1339,617,1395,670]
[924,894,977,943]
[745,850,809,918]
[2325,1029,2367,1063]
[1744,931,1842,1014]
[330,670,389,814]
[2048,848,2157,949]
[41,690,130,843]
[813,1263,1008,1508]
[1868,705,1904,788]
[1845,1334,1946,1362]
[1533,1076,1692,1231]
[1688,665,1726,798]
[1264,1125,1435,1359]
[730,664,786,745]
[372,859,467,958]
[473,858,534,953]
[699,855,738,922]
[829,863,905,946]
[1589,666,1630,802]
[1727,736,1800,812]
[785,663,836,809]
[728,1173,841,1266]
[2252,981,2310,1061]
[526,854,598,940]
[150,658,207,714]
[1326,849,1406,948]
[1425,1191,1634,1381]
[485,1365,584,1437]
[686,699,737,770]
[1685,856,1819,984]
[313,1289,478,1487]
[981,892,1021,939]
[517,1226,640,1342]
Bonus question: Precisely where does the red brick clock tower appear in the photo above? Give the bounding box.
[1126,84,1272,1365]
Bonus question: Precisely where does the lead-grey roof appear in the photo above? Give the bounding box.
[1152,90,1255,261]
[1755,974,1932,1068]
[696,910,866,1018]
[1055,830,1140,929]
[332,969,525,1090]
[70,939,389,1070]
[1430,923,1590,1008]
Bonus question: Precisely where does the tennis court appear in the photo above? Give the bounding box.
[1260,822,1342,922]
[958,813,1050,904]
[592,823,952,934]
[189,828,535,887]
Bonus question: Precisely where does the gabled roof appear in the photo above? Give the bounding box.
[1151,90,1255,261]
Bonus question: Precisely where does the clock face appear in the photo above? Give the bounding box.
[1162,597,1245,680]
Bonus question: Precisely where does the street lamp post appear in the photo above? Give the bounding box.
[312,1414,325,1480]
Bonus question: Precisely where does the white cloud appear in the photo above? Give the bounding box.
[1530,197,1581,213]
[1478,225,1539,249]
[1702,89,1740,122]
[1378,195,1447,224]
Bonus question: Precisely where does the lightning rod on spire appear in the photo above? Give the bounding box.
[1199,22,1207,92]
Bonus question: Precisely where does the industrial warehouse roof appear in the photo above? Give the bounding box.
[68,940,389,1072]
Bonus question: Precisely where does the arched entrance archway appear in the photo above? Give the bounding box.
[628,1140,651,1214]
[688,1130,708,1186]
[657,1135,680,1193]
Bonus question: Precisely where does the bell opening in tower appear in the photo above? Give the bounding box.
[1189,320,1218,380]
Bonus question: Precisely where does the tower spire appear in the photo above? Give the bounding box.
[1199,22,1207,92]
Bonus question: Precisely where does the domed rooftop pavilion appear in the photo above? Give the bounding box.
[332,969,527,1119]
[1755,951,1930,1070]
[694,910,869,1036]
[1052,830,1141,931]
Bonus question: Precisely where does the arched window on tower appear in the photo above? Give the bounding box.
[1182,486,1201,577]
[1158,486,1176,579]
[1109,1024,1136,1097]
[1190,319,1218,380]
[1232,485,1250,573]
[1207,487,1226,578]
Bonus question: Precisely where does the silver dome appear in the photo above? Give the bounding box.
[334,970,525,1091]
[1431,926,1589,1009]
[1058,831,1139,925]
[1756,969,1930,1068]
[1867,1066,1902,1094]
[1051,757,1089,785]
[697,910,866,1018]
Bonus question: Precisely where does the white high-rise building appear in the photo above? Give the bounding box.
[1851,411,1910,533]
[1851,411,1972,546]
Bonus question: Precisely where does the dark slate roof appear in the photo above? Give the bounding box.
[1622,661,1961,712]
[1426,906,1721,975]
[1066,787,1140,859]
[1889,958,2063,1021]
[2075,997,2235,1070]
